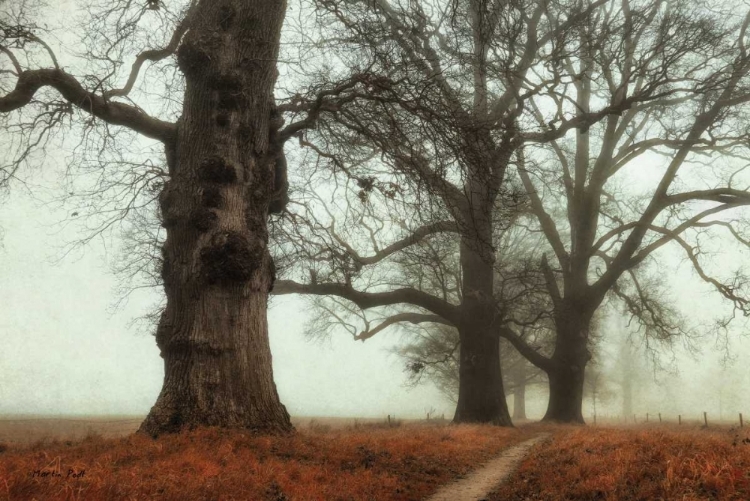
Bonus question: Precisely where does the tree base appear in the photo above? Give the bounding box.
[453,395,514,427]
[138,396,293,437]
[541,413,586,425]
[453,414,514,426]
[543,356,588,425]
[542,380,587,425]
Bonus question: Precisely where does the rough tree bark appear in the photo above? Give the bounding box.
[0,0,294,435]
[544,363,586,423]
[139,0,292,436]
[451,59,515,425]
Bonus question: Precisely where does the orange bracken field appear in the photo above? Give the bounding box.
[3,421,750,500]
[0,422,529,501]
[492,425,750,501]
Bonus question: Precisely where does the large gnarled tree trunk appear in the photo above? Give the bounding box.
[140,0,292,436]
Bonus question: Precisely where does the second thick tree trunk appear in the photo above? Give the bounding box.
[542,308,592,424]
[455,323,513,425]
[544,363,586,423]
[453,236,513,426]
[139,0,292,436]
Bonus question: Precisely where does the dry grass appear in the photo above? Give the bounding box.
[0,416,424,446]
[491,424,750,501]
[0,422,528,501]
[0,417,143,446]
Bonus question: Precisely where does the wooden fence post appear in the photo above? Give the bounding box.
[678,414,681,425]
[740,413,744,428]
[704,412,708,427]
[659,413,662,423]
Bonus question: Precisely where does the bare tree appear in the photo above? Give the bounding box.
[0,0,306,435]
[498,1,750,422]
[270,0,735,424]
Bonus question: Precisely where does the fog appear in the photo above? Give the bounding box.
[2,124,749,427]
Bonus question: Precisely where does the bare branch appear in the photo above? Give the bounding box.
[334,220,459,267]
[355,312,450,342]
[0,69,176,142]
[273,279,461,325]
[499,326,552,372]
[103,0,199,99]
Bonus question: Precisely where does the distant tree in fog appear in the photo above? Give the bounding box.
[493,0,750,423]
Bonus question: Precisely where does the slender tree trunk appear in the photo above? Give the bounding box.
[454,236,513,426]
[543,306,592,424]
[140,0,292,436]
[512,362,527,421]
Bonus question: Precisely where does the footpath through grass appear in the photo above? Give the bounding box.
[491,424,750,501]
[0,422,529,501]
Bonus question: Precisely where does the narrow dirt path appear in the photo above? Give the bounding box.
[425,433,551,501]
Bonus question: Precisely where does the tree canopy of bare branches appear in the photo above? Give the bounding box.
[268,0,731,424]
